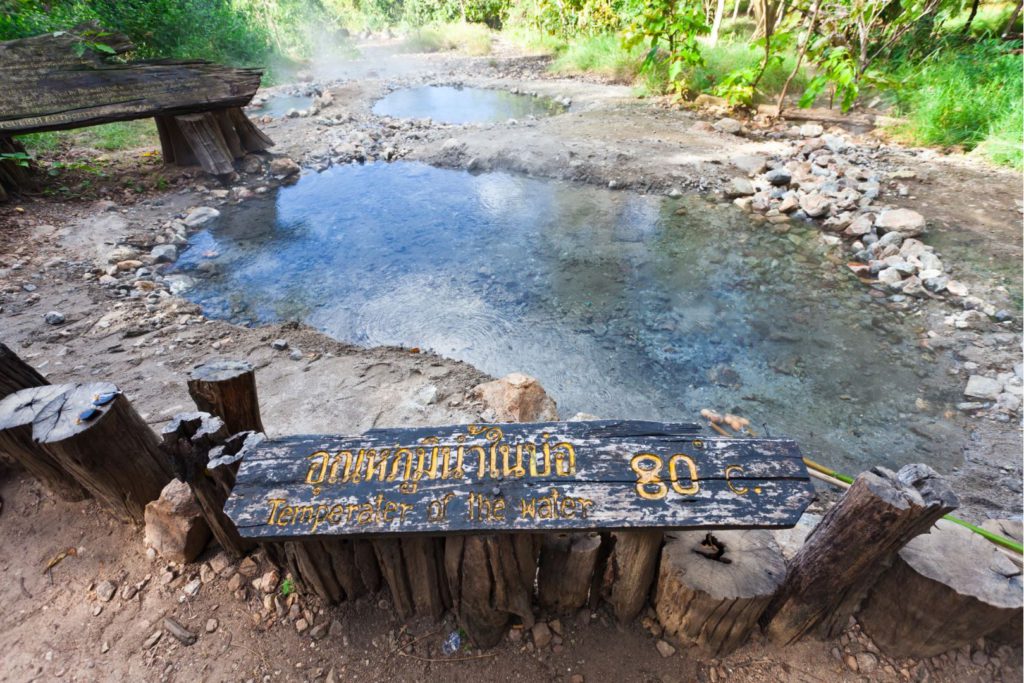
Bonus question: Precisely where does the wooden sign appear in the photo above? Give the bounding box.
[224,420,814,539]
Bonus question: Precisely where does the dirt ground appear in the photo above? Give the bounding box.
[1,37,1021,683]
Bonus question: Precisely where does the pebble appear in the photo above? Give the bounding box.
[532,622,552,649]
[295,618,310,633]
[150,244,178,263]
[725,177,755,198]
[288,349,304,361]
[143,631,163,649]
[713,118,742,134]
[964,375,1002,400]
[183,578,201,597]
[655,639,676,658]
[184,207,221,228]
[271,338,289,350]
[43,311,66,325]
[95,580,117,602]
[163,617,197,645]
[205,618,219,633]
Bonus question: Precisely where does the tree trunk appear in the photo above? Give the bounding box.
[1003,0,1023,37]
[656,530,786,657]
[537,532,602,613]
[709,0,727,46]
[858,519,1023,658]
[187,359,265,435]
[774,0,821,118]
[732,0,742,21]
[761,464,958,644]
[159,412,255,558]
[0,384,90,500]
[0,341,49,400]
[960,0,980,35]
[599,530,663,623]
[33,382,172,523]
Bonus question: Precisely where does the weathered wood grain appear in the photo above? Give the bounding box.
[225,421,814,539]
[761,464,958,644]
[0,384,90,500]
[32,382,172,523]
[0,24,263,135]
[187,359,265,435]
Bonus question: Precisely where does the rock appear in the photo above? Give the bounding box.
[106,246,140,263]
[270,157,301,178]
[964,376,1002,400]
[874,230,905,250]
[946,280,970,297]
[143,479,211,564]
[532,622,552,649]
[764,169,792,186]
[955,310,989,330]
[922,274,949,292]
[876,208,925,236]
[209,552,233,576]
[800,194,831,218]
[43,311,66,325]
[901,276,925,296]
[183,578,201,597]
[183,207,220,228]
[823,134,847,153]
[163,617,197,645]
[724,177,755,198]
[844,214,873,237]
[150,244,178,264]
[205,618,219,633]
[656,639,677,658]
[259,569,279,593]
[95,580,117,602]
[120,584,138,600]
[995,310,1013,323]
[116,259,144,272]
[310,622,329,640]
[799,123,824,137]
[288,349,303,361]
[778,193,800,213]
[856,652,879,673]
[878,267,904,288]
[238,556,259,576]
[240,155,264,175]
[713,118,742,134]
[731,154,767,175]
[549,619,563,636]
[271,338,289,350]
[570,675,585,683]
[143,631,163,649]
[472,372,557,422]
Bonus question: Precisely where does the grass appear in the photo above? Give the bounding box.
[549,34,641,82]
[504,25,566,55]
[941,2,1023,37]
[884,39,1023,169]
[404,22,493,55]
[17,120,160,155]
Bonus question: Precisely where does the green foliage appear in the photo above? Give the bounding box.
[622,0,707,95]
[511,0,632,39]
[799,44,860,111]
[17,121,159,155]
[0,151,32,167]
[884,38,1022,168]
[280,577,296,597]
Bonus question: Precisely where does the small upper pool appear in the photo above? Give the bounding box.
[372,85,566,123]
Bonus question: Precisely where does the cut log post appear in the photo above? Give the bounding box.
[173,112,235,175]
[857,519,1023,658]
[760,464,958,644]
[656,530,786,657]
[0,342,48,399]
[227,107,274,152]
[373,537,450,620]
[32,382,172,523]
[445,534,538,647]
[187,359,265,435]
[537,532,602,613]
[599,530,663,623]
[0,385,89,500]
[159,412,255,558]
[271,537,382,605]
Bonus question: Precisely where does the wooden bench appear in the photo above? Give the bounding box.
[0,22,273,198]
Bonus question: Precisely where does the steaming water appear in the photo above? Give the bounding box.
[176,161,968,475]
[372,86,566,123]
[255,95,315,117]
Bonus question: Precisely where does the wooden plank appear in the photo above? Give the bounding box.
[0,23,263,135]
[225,420,814,540]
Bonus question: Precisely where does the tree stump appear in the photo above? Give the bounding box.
[656,530,786,657]
[537,532,602,613]
[187,359,265,435]
[32,382,172,523]
[273,537,382,605]
[598,530,663,623]
[159,412,255,558]
[0,385,89,500]
[0,342,48,399]
[858,519,1023,658]
[373,537,450,620]
[761,464,958,644]
[445,534,538,647]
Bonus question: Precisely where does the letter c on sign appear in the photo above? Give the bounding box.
[725,465,749,495]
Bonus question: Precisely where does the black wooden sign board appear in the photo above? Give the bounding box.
[224,420,815,540]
